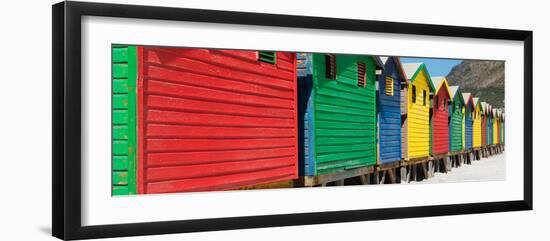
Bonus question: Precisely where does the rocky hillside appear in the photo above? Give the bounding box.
[445,60,505,108]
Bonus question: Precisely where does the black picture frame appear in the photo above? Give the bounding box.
[52,1,533,240]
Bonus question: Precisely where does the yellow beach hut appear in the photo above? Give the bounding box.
[402,63,435,160]
[472,97,482,148]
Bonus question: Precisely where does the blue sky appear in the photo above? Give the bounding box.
[400,57,463,77]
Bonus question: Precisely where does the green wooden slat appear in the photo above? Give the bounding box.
[113,156,129,170]
[316,120,368,130]
[113,140,129,155]
[113,63,129,78]
[316,144,373,154]
[113,125,129,140]
[112,186,129,196]
[316,103,371,117]
[113,78,129,94]
[112,47,129,62]
[258,51,276,64]
[113,94,129,109]
[113,110,129,124]
[113,171,129,185]
[316,129,375,137]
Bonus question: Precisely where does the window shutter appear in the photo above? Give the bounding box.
[258,51,276,64]
[412,85,417,103]
[357,62,366,87]
[423,90,427,106]
[385,76,394,96]
[325,54,336,79]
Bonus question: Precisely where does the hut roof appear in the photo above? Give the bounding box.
[402,63,435,91]
[473,97,480,107]
[449,86,465,105]
[379,56,408,84]
[431,76,451,98]
[371,56,385,70]
[462,92,474,107]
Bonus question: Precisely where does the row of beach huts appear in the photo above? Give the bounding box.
[111,46,505,195]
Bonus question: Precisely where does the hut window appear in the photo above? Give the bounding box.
[411,85,417,103]
[325,54,336,80]
[423,90,427,106]
[435,96,439,109]
[385,77,394,96]
[258,51,276,64]
[357,62,366,87]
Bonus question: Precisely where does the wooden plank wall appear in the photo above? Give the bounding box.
[473,103,482,148]
[137,47,298,193]
[310,54,377,175]
[449,96,463,152]
[377,57,402,164]
[432,88,449,155]
[407,69,431,158]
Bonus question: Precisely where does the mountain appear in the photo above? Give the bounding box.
[445,60,505,108]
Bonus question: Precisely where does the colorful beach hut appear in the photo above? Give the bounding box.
[493,108,499,145]
[111,46,300,195]
[472,97,482,148]
[298,53,383,176]
[448,86,464,153]
[487,104,493,145]
[429,76,451,156]
[481,102,488,146]
[376,57,406,165]
[462,93,474,150]
[402,63,436,160]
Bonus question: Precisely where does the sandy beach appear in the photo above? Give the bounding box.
[419,152,506,184]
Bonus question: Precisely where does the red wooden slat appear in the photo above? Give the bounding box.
[147,147,295,166]
[146,124,295,138]
[211,49,258,61]
[276,58,294,72]
[146,48,295,81]
[146,65,294,99]
[147,157,295,181]
[146,165,297,193]
[277,52,294,62]
[146,79,294,109]
[146,138,296,152]
[146,95,295,119]
[146,109,295,128]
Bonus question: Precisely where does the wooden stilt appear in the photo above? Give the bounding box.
[387,169,396,184]
[400,166,408,184]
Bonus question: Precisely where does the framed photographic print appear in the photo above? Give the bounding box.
[52,1,533,240]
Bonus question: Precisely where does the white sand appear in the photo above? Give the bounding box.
[419,152,506,184]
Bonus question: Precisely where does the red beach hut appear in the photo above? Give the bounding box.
[430,77,451,156]
[135,47,299,194]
